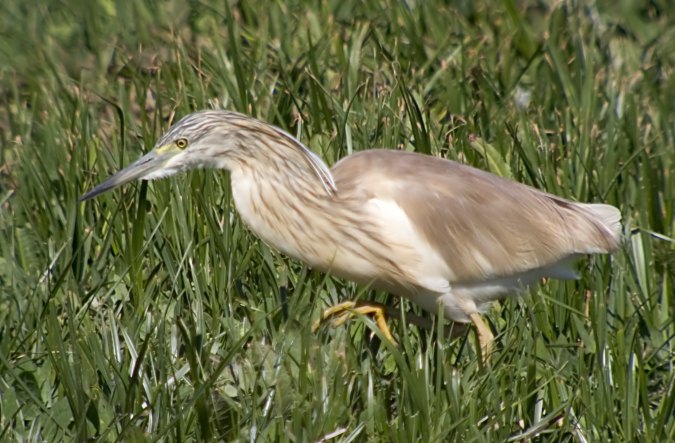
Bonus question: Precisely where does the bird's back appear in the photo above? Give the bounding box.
[331,149,621,294]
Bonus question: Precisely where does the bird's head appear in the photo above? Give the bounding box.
[81,110,336,201]
[80,110,244,201]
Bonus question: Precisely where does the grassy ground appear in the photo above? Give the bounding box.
[1,0,673,441]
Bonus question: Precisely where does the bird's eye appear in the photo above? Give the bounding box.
[175,138,189,149]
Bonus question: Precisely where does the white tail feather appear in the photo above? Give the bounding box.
[579,203,622,250]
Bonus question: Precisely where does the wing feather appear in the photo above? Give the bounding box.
[332,149,620,284]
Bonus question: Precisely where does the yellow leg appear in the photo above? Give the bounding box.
[469,312,494,363]
[312,301,397,344]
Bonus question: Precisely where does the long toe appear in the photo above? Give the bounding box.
[313,301,397,344]
[312,301,358,332]
[469,312,494,364]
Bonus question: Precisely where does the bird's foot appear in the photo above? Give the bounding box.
[469,312,494,364]
[312,300,397,344]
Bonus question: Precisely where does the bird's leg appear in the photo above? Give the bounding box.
[469,312,494,363]
[312,301,396,344]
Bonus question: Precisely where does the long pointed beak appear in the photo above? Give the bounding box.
[80,150,171,201]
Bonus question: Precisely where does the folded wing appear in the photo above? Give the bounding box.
[332,149,621,285]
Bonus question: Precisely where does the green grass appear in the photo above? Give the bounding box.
[1,0,673,441]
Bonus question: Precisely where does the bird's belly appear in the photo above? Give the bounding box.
[429,258,580,322]
[232,180,572,324]
[359,198,585,322]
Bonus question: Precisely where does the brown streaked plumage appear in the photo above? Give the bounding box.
[81,110,622,359]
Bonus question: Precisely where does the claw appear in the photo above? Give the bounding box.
[312,301,397,344]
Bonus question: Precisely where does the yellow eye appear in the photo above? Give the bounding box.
[175,138,189,149]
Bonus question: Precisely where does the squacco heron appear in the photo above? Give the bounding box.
[82,110,621,359]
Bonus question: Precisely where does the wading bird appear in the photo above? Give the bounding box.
[82,110,621,359]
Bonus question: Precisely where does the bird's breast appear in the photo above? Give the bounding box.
[229,172,373,275]
[230,173,309,258]
[230,172,459,300]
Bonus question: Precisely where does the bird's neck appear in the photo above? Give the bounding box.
[228,159,405,290]
[229,161,338,267]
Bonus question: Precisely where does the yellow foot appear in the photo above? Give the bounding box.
[469,312,494,363]
[312,301,397,344]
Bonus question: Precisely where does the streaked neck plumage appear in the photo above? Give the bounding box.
[221,119,401,287]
